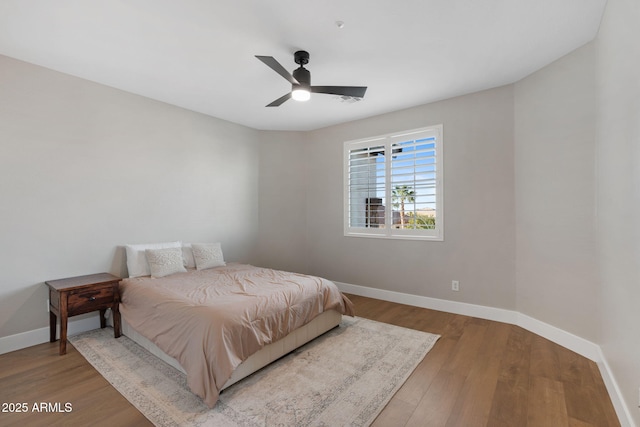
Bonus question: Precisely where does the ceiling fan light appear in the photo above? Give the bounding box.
[292,88,311,102]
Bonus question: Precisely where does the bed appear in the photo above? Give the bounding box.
[117,243,354,408]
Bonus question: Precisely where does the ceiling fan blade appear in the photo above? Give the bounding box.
[266,92,292,107]
[311,86,367,98]
[255,55,299,85]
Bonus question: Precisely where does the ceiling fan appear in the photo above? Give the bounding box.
[255,50,367,107]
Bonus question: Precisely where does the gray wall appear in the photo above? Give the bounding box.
[255,130,308,273]
[514,43,599,342]
[596,0,640,423]
[0,55,260,337]
[302,86,517,309]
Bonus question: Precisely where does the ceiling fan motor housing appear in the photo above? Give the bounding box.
[293,66,310,87]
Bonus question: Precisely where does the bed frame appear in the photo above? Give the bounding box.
[121,309,343,390]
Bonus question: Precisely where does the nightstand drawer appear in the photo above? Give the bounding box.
[67,285,115,314]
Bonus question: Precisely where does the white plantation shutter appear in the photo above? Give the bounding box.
[344,125,443,240]
[346,139,386,233]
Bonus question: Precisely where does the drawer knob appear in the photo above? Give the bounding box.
[89,296,96,301]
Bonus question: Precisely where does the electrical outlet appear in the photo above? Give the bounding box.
[451,280,460,291]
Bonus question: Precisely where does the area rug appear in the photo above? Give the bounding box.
[69,317,439,427]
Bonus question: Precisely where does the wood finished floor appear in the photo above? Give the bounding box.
[0,294,620,427]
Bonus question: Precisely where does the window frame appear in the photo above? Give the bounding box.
[343,125,444,241]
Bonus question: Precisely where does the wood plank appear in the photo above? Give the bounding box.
[529,334,564,381]
[487,325,532,426]
[371,396,416,427]
[444,322,510,427]
[440,323,487,375]
[488,379,530,427]
[405,370,467,427]
[527,375,569,426]
[393,337,457,406]
[568,416,600,427]
[563,377,620,426]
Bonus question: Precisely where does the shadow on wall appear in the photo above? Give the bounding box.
[110,246,128,279]
[0,283,47,337]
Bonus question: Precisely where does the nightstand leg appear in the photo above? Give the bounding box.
[113,305,121,338]
[49,311,57,342]
[99,309,107,329]
[59,310,67,355]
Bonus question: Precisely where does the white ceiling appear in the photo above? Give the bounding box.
[0,0,606,131]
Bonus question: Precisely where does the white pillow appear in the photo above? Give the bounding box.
[125,241,182,278]
[145,247,187,278]
[191,243,226,270]
[182,244,196,269]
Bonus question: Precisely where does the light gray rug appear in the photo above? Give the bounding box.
[70,317,439,427]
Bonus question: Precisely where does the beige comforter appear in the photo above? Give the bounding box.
[119,263,354,407]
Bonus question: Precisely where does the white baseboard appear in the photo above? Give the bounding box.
[337,281,518,324]
[516,312,601,362]
[0,314,101,355]
[336,281,635,427]
[596,348,636,427]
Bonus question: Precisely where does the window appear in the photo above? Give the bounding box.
[344,125,443,240]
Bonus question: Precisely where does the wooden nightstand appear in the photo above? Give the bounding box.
[46,273,122,355]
